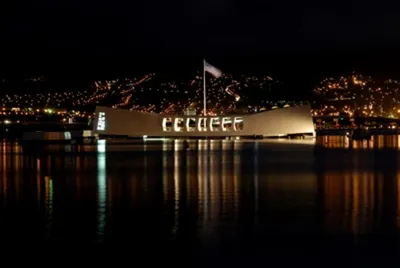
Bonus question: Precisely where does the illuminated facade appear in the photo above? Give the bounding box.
[92,105,315,138]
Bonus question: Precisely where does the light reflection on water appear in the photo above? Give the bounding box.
[96,142,106,241]
[0,138,400,256]
[317,134,400,149]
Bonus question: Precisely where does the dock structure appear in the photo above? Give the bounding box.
[21,130,95,143]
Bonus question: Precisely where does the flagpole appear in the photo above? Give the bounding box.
[203,59,206,116]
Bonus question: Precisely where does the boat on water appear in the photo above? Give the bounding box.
[346,128,371,140]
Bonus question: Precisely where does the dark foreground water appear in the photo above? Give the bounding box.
[3,136,400,265]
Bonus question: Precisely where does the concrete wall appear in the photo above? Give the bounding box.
[92,105,315,137]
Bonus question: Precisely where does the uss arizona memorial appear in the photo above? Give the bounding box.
[92,105,315,138]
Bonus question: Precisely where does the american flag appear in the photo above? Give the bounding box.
[204,61,222,78]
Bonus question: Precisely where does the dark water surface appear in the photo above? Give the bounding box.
[2,136,400,264]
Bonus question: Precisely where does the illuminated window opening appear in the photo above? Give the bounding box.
[174,118,185,132]
[210,117,221,132]
[162,118,173,132]
[222,117,232,131]
[198,118,207,131]
[186,118,197,132]
[97,112,106,131]
[233,117,244,131]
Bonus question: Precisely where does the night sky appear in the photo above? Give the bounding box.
[3,0,400,89]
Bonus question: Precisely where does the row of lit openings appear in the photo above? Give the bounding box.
[162,117,244,132]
